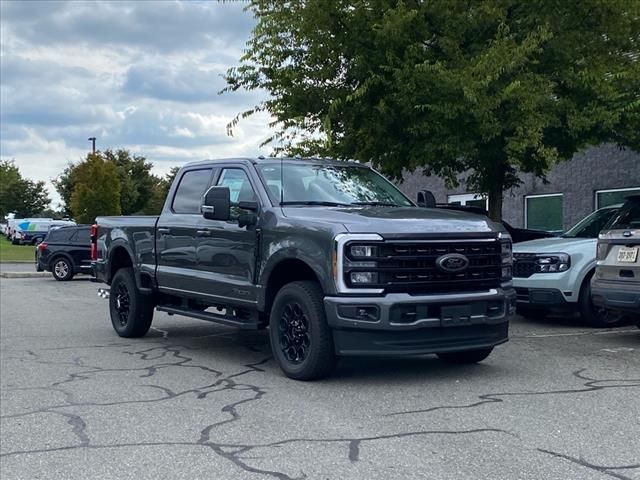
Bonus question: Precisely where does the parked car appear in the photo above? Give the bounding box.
[512,204,622,327]
[93,157,516,380]
[36,225,93,281]
[591,195,640,326]
[14,219,76,245]
[417,196,558,243]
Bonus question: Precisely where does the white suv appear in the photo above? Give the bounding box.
[513,205,623,327]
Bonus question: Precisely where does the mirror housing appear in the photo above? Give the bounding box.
[417,190,436,208]
[202,186,230,221]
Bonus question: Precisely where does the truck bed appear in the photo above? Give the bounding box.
[94,216,159,288]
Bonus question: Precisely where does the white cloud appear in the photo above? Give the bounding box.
[0,0,273,210]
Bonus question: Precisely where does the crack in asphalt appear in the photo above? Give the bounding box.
[385,369,640,417]
[3,330,639,480]
[538,448,640,480]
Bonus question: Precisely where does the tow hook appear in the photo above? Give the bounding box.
[97,288,110,299]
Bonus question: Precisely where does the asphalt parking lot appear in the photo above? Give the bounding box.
[1,276,638,480]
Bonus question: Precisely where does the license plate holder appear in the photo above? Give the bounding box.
[617,247,639,263]
[441,305,472,326]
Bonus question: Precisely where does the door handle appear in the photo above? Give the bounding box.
[157,228,171,234]
[196,229,214,237]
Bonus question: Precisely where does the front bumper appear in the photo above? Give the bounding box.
[324,288,515,356]
[591,278,640,314]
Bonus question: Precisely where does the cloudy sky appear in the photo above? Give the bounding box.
[0,0,271,207]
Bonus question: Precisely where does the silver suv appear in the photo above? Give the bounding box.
[592,195,640,325]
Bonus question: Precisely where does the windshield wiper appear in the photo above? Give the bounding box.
[350,201,402,207]
[280,201,352,207]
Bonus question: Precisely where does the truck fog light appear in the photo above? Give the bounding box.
[350,272,378,284]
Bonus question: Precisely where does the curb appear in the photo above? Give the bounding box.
[0,272,50,279]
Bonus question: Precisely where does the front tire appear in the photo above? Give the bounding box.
[51,257,74,281]
[437,348,494,364]
[109,267,154,338]
[269,281,337,380]
[579,277,624,328]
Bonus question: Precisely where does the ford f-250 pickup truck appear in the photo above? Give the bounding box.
[93,157,516,380]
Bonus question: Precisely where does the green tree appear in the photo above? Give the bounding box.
[0,160,50,218]
[225,0,640,220]
[55,149,158,216]
[52,163,77,217]
[144,166,181,215]
[70,154,121,224]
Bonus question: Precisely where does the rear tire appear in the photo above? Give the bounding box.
[51,257,74,281]
[269,281,337,380]
[579,277,625,328]
[109,267,154,338]
[437,348,494,364]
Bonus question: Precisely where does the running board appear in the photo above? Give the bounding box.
[156,305,259,330]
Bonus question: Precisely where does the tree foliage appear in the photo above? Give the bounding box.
[0,160,50,218]
[69,154,121,224]
[55,149,161,216]
[225,0,640,219]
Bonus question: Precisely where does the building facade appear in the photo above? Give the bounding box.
[399,144,640,231]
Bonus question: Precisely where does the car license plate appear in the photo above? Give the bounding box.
[617,247,639,263]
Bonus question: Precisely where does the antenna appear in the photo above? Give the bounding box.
[280,156,284,205]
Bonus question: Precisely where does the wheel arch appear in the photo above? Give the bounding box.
[261,257,324,315]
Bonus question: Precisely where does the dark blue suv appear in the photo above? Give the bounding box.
[36,225,93,281]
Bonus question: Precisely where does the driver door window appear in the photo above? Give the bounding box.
[217,168,257,216]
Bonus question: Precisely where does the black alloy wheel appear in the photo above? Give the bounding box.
[278,302,311,364]
[114,281,131,327]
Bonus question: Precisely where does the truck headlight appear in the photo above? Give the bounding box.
[534,253,570,273]
[334,234,384,294]
[350,245,378,258]
[501,241,512,265]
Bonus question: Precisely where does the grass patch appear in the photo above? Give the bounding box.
[0,237,36,262]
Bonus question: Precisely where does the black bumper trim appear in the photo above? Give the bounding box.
[591,279,640,313]
[514,287,569,307]
[333,322,509,356]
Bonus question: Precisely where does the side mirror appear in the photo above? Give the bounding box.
[417,190,436,208]
[202,186,231,221]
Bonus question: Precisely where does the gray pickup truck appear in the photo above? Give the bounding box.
[93,157,516,379]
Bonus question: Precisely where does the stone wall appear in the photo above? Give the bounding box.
[399,144,640,229]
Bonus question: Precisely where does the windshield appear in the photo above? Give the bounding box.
[606,198,640,230]
[256,163,413,207]
[562,207,618,238]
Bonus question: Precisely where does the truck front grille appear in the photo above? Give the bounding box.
[346,240,503,294]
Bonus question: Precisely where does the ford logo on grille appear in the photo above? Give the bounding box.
[436,253,470,273]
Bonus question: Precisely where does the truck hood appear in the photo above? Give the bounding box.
[513,236,596,254]
[281,206,502,235]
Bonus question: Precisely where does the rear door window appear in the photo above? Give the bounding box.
[172,169,213,214]
[609,199,640,230]
[47,228,74,242]
[73,228,90,244]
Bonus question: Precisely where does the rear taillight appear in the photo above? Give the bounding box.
[38,242,47,251]
[90,224,98,261]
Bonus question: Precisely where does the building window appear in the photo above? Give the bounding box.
[447,193,488,210]
[595,187,640,209]
[525,194,563,232]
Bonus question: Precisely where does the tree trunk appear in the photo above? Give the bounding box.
[487,162,506,222]
[488,186,503,222]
